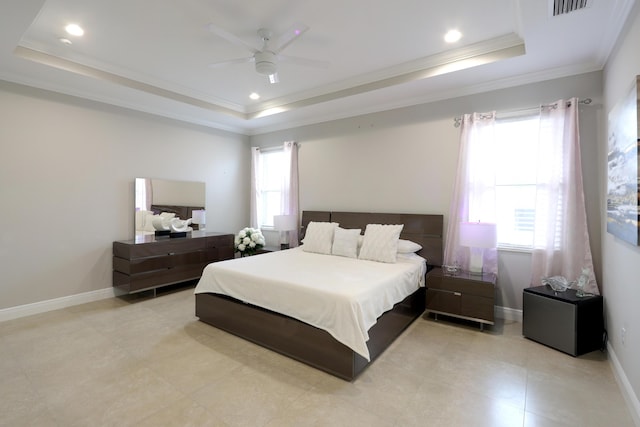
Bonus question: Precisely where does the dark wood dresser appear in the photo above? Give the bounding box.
[113,231,234,294]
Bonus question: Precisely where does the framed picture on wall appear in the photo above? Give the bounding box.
[606,75,640,246]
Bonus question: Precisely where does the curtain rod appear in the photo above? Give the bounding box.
[453,98,592,128]
[254,145,283,152]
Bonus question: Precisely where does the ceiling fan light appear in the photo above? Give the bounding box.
[255,51,277,75]
[256,61,276,75]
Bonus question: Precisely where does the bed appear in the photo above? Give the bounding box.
[195,211,443,380]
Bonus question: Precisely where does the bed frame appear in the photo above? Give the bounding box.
[195,211,443,380]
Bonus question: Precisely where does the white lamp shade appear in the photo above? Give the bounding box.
[191,209,206,225]
[273,214,297,231]
[459,222,497,249]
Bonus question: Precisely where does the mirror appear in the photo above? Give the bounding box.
[134,178,205,237]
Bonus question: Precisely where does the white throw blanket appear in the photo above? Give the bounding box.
[194,247,426,360]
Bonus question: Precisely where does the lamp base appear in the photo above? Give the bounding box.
[469,248,484,275]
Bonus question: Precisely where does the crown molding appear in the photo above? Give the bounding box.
[247,62,602,135]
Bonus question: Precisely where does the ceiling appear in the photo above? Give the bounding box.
[0,0,635,135]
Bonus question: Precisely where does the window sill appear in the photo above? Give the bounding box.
[497,245,533,254]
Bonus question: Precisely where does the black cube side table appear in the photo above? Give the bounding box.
[523,285,604,356]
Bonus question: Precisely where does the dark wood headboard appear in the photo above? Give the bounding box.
[301,210,443,267]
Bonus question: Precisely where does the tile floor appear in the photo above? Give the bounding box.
[0,284,635,427]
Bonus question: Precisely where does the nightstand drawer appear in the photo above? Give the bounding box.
[426,288,462,315]
[461,294,494,322]
[440,277,494,298]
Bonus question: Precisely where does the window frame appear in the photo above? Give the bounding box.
[469,113,562,252]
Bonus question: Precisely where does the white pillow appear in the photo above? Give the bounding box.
[331,228,361,258]
[302,221,339,254]
[142,212,158,232]
[397,239,422,254]
[358,224,404,263]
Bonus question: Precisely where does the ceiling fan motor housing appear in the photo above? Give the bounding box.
[255,50,277,75]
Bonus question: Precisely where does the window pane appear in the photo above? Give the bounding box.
[494,117,539,185]
[466,114,562,251]
[260,191,281,227]
[257,149,286,228]
[495,185,536,247]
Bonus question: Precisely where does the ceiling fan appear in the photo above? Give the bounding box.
[205,22,328,84]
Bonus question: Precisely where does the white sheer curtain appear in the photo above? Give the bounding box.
[443,112,499,275]
[249,147,261,229]
[282,141,300,247]
[444,98,598,294]
[530,98,598,294]
[249,142,300,247]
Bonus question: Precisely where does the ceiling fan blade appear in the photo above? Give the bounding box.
[205,23,260,54]
[279,54,329,69]
[273,22,309,54]
[268,72,279,84]
[208,56,254,69]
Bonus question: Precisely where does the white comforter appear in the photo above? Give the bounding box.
[194,247,426,360]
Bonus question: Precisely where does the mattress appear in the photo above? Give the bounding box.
[194,247,426,360]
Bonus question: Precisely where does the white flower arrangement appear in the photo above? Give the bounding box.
[234,227,265,256]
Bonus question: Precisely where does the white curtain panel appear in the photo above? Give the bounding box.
[530,98,598,294]
[443,112,499,275]
[249,147,261,229]
[444,99,598,294]
[282,141,300,247]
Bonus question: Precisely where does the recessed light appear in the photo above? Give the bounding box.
[249,92,260,100]
[65,23,84,37]
[59,37,72,45]
[444,29,462,43]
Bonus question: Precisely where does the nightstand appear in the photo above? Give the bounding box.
[523,285,604,356]
[425,267,496,330]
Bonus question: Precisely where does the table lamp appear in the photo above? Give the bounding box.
[191,209,206,231]
[273,214,297,249]
[459,222,497,275]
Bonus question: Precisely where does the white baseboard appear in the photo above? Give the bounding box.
[496,306,523,322]
[608,343,640,426]
[0,287,121,322]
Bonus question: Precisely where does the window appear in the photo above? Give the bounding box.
[468,114,561,251]
[256,149,286,228]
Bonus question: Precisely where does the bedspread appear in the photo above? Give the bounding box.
[194,247,426,360]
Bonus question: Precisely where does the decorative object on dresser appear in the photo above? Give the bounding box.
[425,267,496,330]
[195,210,443,380]
[459,222,497,275]
[113,231,234,294]
[523,285,604,356]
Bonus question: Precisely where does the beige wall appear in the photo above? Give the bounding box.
[603,2,640,419]
[0,81,250,310]
[251,71,604,313]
